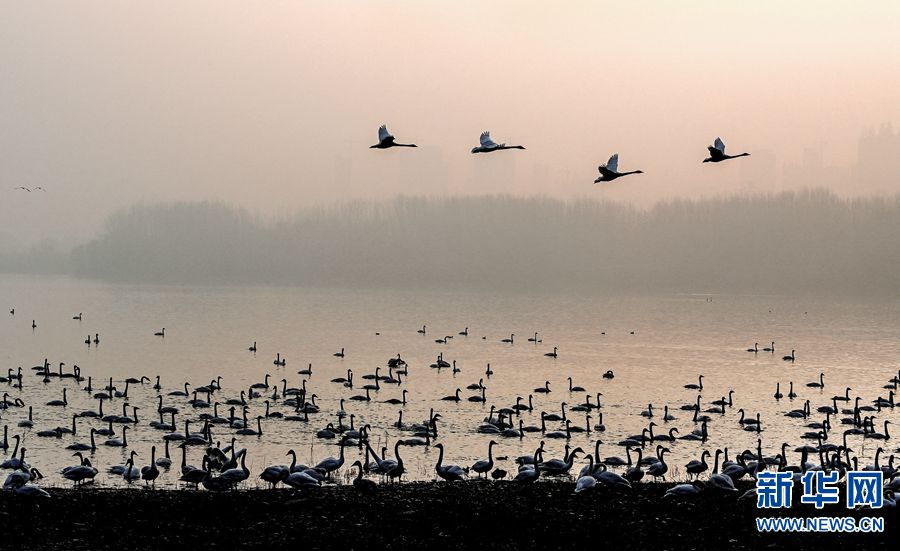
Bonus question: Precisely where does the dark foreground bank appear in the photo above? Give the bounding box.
[1,481,895,550]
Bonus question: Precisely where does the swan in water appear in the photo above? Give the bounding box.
[747,342,758,353]
[371,125,417,149]
[783,349,796,362]
[567,377,584,392]
[154,328,165,337]
[471,131,525,153]
[806,372,824,388]
[594,153,643,183]
[545,347,558,358]
[683,375,704,390]
[702,137,749,163]
[647,446,670,481]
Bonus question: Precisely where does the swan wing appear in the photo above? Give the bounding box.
[378,125,393,143]
[713,137,726,153]
[605,153,619,173]
[479,131,499,148]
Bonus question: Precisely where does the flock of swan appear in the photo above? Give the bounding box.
[1,307,899,507]
[371,126,749,183]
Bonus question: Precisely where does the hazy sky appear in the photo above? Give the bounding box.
[2,1,900,251]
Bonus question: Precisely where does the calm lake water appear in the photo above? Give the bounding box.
[1,274,898,487]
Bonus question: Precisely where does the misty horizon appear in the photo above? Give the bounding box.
[3,189,897,297]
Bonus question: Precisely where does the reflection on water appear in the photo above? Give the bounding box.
[1,275,898,488]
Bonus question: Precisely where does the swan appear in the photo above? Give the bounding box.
[1,442,28,470]
[141,446,161,485]
[568,378,590,397]
[541,447,582,476]
[250,374,271,389]
[788,382,797,399]
[832,387,852,402]
[594,464,632,490]
[683,375,704,390]
[46,388,67,407]
[864,420,891,440]
[647,446,670,481]
[66,428,97,452]
[471,441,497,478]
[434,443,467,481]
[17,406,33,428]
[169,382,190,397]
[371,125,417,149]
[763,341,775,352]
[603,370,614,379]
[62,460,97,486]
[501,333,515,343]
[528,332,540,343]
[702,137,749,163]
[314,441,346,478]
[122,457,141,483]
[545,347,558,358]
[154,328,165,337]
[574,472,597,493]
[783,349,796,362]
[534,381,551,393]
[334,347,345,358]
[806,373,824,388]
[747,342,758,353]
[383,389,408,405]
[471,131,525,153]
[384,441,406,482]
[351,460,377,492]
[259,463,289,489]
[708,449,738,492]
[104,426,129,447]
[624,448,645,482]
[594,153,643,183]
[685,450,711,480]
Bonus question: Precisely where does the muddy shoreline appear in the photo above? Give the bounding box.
[1,481,895,550]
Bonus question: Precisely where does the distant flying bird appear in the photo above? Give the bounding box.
[594,154,643,183]
[14,187,31,192]
[33,187,46,191]
[471,131,525,154]
[703,138,749,163]
[370,125,417,149]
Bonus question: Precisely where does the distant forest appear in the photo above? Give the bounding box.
[4,190,900,295]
